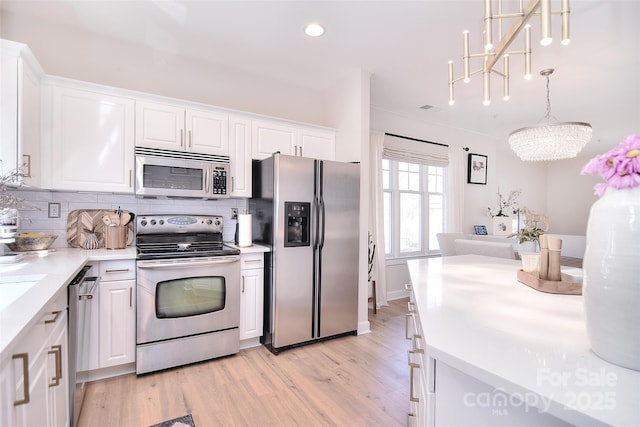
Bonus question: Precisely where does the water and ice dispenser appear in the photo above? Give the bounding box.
[284,202,310,247]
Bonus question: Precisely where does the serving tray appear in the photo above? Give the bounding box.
[66,209,134,248]
[517,269,582,295]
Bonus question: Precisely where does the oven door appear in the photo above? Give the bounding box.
[136,255,240,344]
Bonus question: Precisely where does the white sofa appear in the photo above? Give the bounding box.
[453,239,516,260]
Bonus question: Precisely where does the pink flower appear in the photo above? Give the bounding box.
[581,134,640,196]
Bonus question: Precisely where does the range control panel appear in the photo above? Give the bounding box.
[136,215,223,234]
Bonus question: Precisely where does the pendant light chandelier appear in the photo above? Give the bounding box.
[509,68,592,161]
[448,0,571,106]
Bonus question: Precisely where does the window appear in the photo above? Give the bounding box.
[383,159,446,258]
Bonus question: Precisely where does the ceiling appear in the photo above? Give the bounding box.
[1,0,638,156]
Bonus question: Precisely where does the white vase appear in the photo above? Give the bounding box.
[518,240,538,254]
[583,185,640,371]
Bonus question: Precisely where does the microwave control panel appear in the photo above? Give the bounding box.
[211,166,228,195]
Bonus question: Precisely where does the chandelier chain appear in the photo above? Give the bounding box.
[545,73,552,121]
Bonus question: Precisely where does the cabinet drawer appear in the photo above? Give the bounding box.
[99,260,135,281]
[240,253,263,270]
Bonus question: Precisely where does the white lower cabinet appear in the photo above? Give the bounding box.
[0,290,68,427]
[239,253,264,341]
[81,260,136,375]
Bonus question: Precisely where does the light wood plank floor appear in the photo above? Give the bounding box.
[79,299,410,427]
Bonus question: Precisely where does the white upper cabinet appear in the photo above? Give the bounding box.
[0,40,44,187]
[251,120,296,160]
[229,115,252,198]
[251,119,335,161]
[136,101,229,156]
[298,127,336,161]
[45,83,135,193]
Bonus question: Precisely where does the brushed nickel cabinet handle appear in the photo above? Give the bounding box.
[48,345,62,387]
[231,176,235,192]
[129,287,132,308]
[242,276,245,293]
[44,311,61,324]
[22,154,32,177]
[105,269,130,274]
[409,362,420,403]
[407,301,416,313]
[405,313,413,340]
[129,169,133,187]
[300,146,303,157]
[12,353,30,405]
[180,129,184,147]
[188,130,192,148]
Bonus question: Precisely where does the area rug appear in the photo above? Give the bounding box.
[149,413,195,427]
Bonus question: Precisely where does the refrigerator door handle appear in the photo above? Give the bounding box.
[313,194,321,249]
[319,197,326,249]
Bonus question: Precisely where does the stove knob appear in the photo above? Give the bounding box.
[159,220,164,225]
[150,219,156,226]
[140,220,147,227]
[215,219,221,226]
[206,219,213,225]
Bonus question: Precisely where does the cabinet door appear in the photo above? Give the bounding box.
[229,115,252,197]
[0,44,42,186]
[50,86,135,192]
[251,120,296,160]
[186,108,229,155]
[47,308,69,427]
[239,267,264,340]
[99,279,136,368]
[0,306,65,427]
[298,127,335,161]
[135,101,185,151]
[18,57,42,187]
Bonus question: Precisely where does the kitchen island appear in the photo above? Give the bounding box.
[406,255,639,426]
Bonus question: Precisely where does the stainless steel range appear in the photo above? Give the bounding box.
[135,214,241,375]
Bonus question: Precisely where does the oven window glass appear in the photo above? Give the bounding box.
[143,164,204,190]
[156,276,225,318]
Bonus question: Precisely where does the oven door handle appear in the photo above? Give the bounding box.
[137,257,239,269]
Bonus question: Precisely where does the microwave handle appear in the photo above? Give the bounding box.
[204,169,210,193]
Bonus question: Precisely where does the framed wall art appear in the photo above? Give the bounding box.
[467,153,488,185]
[474,225,488,235]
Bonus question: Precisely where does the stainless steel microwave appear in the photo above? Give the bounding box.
[135,147,230,199]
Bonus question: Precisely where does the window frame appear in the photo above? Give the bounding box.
[383,158,447,260]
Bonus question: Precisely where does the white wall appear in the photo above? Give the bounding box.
[546,156,600,235]
[0,12,327,126]
[326,69,371,334]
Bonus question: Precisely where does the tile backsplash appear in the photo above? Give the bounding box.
[10,188,248,248]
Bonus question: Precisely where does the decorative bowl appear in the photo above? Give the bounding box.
[6,234,58,252]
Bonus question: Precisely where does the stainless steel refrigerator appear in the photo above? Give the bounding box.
[250,153,360,353]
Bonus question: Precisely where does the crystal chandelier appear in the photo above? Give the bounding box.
[509,68,592,161]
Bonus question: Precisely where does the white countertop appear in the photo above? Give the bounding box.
[227,243,271,253]
[407,255,640,427]
[0,247,136,353]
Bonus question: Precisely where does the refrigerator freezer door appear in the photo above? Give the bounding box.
[272,155,316,348]
[318,160,360,338]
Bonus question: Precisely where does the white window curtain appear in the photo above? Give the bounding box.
[382,134,449,166]
[369,131,388,309]
[447,146,466,232]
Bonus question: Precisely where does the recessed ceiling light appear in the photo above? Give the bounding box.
[304,23,325,37]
